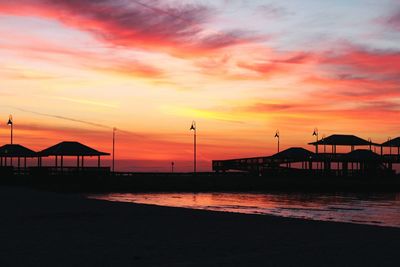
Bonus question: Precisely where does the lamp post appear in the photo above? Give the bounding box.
[312,128,319,154]
[368,138,372,151]
[7,115,13,144]
[322,134,326,153]
[171,161,174,173]
[112,127,116,172]
[274,130,280,153]
[190,121,196,174]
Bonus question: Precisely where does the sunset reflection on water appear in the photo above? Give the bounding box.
[90,192,400,228]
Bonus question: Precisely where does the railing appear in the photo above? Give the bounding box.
[28,167,111,176]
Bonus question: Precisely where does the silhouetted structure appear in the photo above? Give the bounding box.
[213,134,399,177]
[308,134,373,153]
[24,141,111,176]
[0,144,36,169]
[381,137,400,154]
[39,141,109,167]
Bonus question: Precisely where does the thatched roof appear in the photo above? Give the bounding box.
[381,137,400,147]
[39,141,109,156]
[272,147,314,161]
[0,144,37,157]
[308,134,372,146]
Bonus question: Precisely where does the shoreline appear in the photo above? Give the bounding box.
[89,192,400,229]
[3,173,400,193]
[1,185,400,266]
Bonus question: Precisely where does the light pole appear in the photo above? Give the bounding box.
[7,115,13,144]
[112,127,116,172]
[312,128,319,154]
[274,130,280,153]
[190,121,196,173]
[322,134,326,153]
[171,161,174,173]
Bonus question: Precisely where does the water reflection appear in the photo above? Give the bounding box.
[89,192,400,228]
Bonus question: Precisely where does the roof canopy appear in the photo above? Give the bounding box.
[272,147,314,160]
[308,134,371,146]
[39,141,109,157]
[342,149,380,161]
[0,144,37,157]
[381,137,400,147]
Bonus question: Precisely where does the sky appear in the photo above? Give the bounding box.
[0,0,399,171]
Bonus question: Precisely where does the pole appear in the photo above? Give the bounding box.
[11,123,13,145]
[112,127,116,172]
[190,121,197,174]
[277,136,280,153]
[312,128,318,154]
[10,123,13,165]
[194,127,197,173]
[274,130,280,153]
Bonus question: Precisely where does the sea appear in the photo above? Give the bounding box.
[89,192,400,228]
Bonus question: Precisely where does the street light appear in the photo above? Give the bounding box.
[171,161,174,173]
[190,121,197,174]
[274,130,280,153]
[7,115,13,144]
[312,128,319,154]
[112,127,117,172]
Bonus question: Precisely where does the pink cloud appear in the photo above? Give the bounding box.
[0,0,260,57]
[321,44,400,78]
[0,29,165,79]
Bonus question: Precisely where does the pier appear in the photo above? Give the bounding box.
[212,134,400,177]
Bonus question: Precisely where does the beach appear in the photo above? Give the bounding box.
[1,186,400,266]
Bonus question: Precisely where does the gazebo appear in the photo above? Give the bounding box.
[0,144,37,169]
[272,147,314,161]
[341,149,382,174]
[380,137,400,156]
[38,141,110,169]
[342,149,381,162]
[271,147,315,169]
[308,134,373,154]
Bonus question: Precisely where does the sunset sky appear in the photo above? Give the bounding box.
[0,0,399,171]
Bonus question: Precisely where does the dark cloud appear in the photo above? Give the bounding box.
[384,8,400,31]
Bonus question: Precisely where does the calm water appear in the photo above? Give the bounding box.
[89,192,400,228]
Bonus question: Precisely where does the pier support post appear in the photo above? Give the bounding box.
[343,162,348,176]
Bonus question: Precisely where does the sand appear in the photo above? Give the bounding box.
[0,186,399,266]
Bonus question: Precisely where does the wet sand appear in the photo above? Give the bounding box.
[0,186,399,266]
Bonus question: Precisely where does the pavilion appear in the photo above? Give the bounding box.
[0,144,37,169]
[308,134,373,154]
[38,141,110,169]
[270,147,315,170]
[272,147,314,161]
[380,137,400,155]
